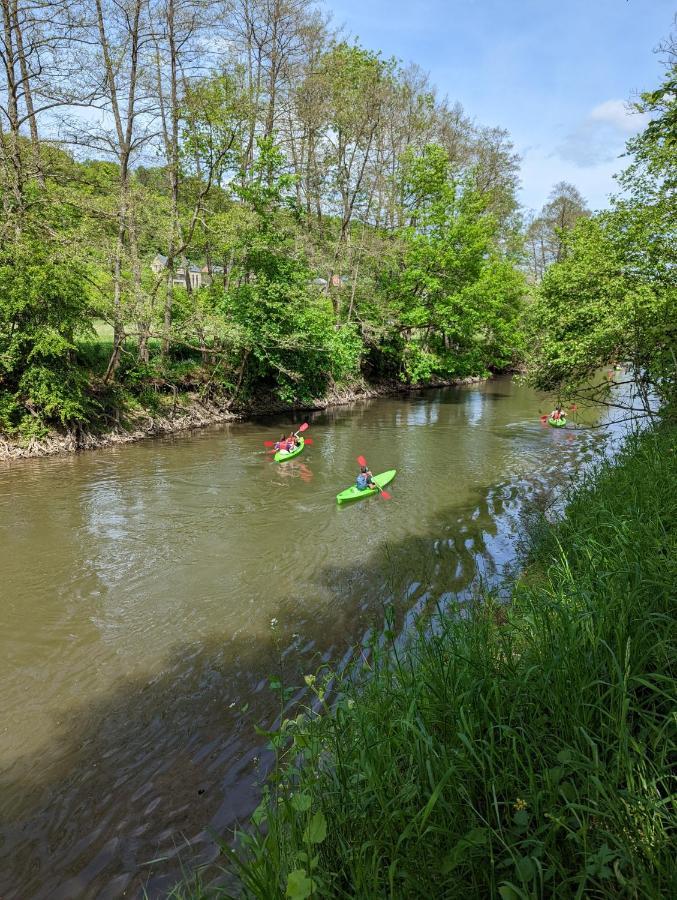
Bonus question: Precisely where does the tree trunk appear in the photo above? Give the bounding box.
[11,0,43,184]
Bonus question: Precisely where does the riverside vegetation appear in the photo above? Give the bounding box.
[1,0,531,448]
[2,2,671,450]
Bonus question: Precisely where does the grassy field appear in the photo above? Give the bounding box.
[192,422,677,899]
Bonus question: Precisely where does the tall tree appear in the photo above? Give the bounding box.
[525,181,589,281]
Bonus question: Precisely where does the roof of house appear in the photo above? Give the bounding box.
[154,253,203,274]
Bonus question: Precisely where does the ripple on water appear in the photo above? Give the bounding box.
[0,379,634,896]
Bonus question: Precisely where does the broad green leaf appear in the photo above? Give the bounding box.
[291,792,312,812]
[286,868,313,900]
[303,810,327,844]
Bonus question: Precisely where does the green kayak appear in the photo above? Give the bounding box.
[548,417,567,428]
[336,469,396,504]
[274,436,305,463]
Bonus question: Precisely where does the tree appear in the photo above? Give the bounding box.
[0,237,92,436]
[387,144,525,382]
[525,181,589,281]
[219,138,362,402]
[526,63,676,418]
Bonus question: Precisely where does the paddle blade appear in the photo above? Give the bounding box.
[303,437,313,445]
[298,422,309,432]
[357,455,367,467]
[379,489,391,500]
[263,440,275,447]
[539,414,548,422]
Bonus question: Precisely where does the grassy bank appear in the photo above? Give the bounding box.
[209,424,676,898]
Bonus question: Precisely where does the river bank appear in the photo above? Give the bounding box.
[220,422,676,899]
[0,374,488,461]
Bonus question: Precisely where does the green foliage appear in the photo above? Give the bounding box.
[226,424,677,897]
[527,64,676,412]
[389,145,526,382]
[213,140,362,403]
[1,72,529,439]
[527,215,674,401]
[181,70,250,183]
[0,240,93,434]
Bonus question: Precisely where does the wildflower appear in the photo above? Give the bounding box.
[270,617,279,630]
[304,674,316,687]
[514,798,527,812]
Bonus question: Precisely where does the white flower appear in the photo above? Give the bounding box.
[270,617,279,630]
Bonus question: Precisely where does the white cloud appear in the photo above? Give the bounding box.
[589,99,648,133]
[519,144,621,212]
[555,98,649,168]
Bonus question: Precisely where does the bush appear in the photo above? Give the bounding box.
[0,240,93,433]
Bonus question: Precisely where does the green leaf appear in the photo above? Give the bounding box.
[441,828,488,873]
[513,809,529,830]
[303,810,327,844]
[286,868,313,899]
[559,781,578,803]
[498,885,523,900]
[515,855,535,883]
[291,792,312,813]
[251,801,268,826]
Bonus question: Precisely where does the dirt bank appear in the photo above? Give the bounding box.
[0,375,488,461]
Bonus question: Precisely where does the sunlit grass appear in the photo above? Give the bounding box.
[215,424,676,898]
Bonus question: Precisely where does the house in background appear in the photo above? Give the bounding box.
[311,274,348,289]
[151,253,223,289]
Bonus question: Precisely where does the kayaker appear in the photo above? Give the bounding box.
[274,434,287,451]
[550,406,564,421]
[356,465,375,491]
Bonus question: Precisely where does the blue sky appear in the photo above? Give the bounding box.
[329,0,675,212]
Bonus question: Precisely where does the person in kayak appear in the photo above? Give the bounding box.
[274,434,287,451]
[356,465,375,491]
[550,406,564,421]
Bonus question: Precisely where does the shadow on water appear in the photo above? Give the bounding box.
[0,462,564,899]
[1,376,627,897]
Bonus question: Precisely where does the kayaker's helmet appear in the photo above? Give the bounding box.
[360,465,367,473]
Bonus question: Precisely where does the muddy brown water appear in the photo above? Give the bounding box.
[0,378,628,897]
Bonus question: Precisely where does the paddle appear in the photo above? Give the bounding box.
[357,455,391,500]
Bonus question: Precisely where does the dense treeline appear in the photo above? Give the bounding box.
[525,51,676,420]
[0,0,528,439]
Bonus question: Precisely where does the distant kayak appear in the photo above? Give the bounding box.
[548,417,567,428]
[274,436,305,462]
[336,469,396,504]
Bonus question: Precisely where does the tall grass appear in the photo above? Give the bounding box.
[220,426,676,899]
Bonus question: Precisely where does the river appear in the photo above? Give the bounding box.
[0,377,626,897]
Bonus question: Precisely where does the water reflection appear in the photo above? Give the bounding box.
[0,377,628,897]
